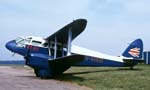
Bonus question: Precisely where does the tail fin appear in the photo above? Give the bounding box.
[122,39,143,59]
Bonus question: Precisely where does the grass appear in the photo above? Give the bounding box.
[2,64,150,90]
[55,64,150,90]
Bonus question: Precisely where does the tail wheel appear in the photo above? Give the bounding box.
[130,67,134,70]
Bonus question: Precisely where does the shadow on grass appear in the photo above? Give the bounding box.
[53,67,143,81]
[65,67,142,75]
[17,67,143,81]
[117,68,143,71]
[54,74,85,82]
[18,75,85,81]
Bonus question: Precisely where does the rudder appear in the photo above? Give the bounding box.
[122,39,143,59]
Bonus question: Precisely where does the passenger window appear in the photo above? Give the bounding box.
[43,42,48,47]
[31,41,41,46]
[25,39,31,43]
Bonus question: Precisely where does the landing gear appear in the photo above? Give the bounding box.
[37,69,52,79]
[130,66,134,70]
[40,76,51,79]
[40,76,48,79]
[34,68,40,77]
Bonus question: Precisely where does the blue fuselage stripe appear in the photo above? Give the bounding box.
[75,59,124,67]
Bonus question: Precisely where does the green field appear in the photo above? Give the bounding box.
[55,64,150,90]
[4,64,150,90]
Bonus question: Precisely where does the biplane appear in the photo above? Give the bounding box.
[6,19,143,78]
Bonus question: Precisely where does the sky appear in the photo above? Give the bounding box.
[0,0,150,60]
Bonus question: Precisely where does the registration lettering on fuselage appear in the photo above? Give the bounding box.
[86,56,104,63]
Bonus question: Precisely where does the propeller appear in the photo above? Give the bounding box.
[12,52,16,56]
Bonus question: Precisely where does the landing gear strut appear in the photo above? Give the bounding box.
[34,68,40,77]
[130,66,134,70]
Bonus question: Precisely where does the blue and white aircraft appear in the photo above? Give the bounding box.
[6,19,143,78]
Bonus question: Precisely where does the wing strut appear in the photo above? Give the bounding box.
[67,28,72,56]
[48,41,51,56]
[54,36,57,59]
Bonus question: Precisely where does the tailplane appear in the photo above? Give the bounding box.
[122,39,143,59]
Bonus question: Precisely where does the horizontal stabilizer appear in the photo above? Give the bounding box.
[123,59,144,63]
[123,58,144,66]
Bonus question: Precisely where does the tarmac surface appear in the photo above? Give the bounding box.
[0,66,91,90]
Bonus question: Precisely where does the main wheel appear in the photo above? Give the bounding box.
[130,67,133,70]
[34,68,40,77]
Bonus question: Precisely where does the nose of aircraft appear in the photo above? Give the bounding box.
[5,40,16,52]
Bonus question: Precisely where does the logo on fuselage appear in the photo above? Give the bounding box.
[26,45,39,52]
[128,48,140,57]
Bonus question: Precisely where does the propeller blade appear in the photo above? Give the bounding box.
[12,53,15,56]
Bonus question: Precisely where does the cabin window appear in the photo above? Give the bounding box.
[43,42,48,47]
[15,37,24,43]
[31,40,42,46]
[19,40,25,45]
[16,39,25,47]
[25,38,32,43]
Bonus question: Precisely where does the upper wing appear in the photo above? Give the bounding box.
[46,19,87,44]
